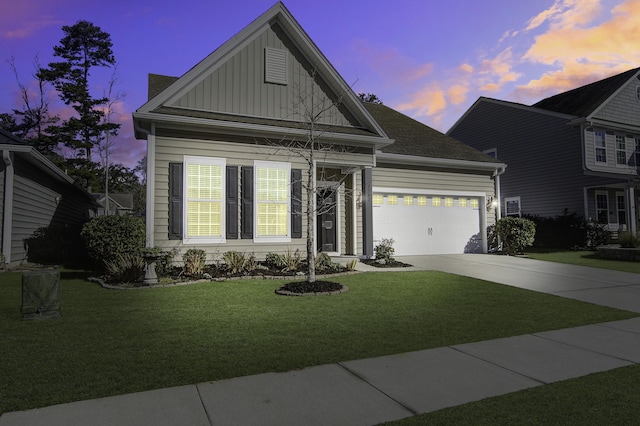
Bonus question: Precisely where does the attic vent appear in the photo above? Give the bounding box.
[265,47,288,85]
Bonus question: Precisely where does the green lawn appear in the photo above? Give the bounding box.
[527,248,640,274]
[0,270,637,415]
[385,364,640,425]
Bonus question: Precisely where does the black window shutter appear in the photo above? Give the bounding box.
[241,166,253,239]
[226,166,239,239]
[168,162,183,240]
[291,168,302,238]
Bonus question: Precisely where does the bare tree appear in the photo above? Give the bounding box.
[269,71,357,284]
[7,55,59,155]
[97,64,125,215]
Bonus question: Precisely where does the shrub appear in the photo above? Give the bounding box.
[375,238,395,263]
[104,253,145,283]
[223,251,247,274]
[618,232,640,248]
[281,248,302,272]
[315,252,333,271]
[183,249,206,275]
[345,258,358,271]
[264,252,284,269]
[81,216,145,267]
[495,217,536,255]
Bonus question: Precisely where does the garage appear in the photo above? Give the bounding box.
[372,191,484,255]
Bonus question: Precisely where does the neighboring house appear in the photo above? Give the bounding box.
[93,192,134,216]
[133,1,505,258]
[449,67,640,235]
[0,129,97,267]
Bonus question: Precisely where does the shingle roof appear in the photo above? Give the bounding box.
[363,102,499,163]
[532,67,640,117]
[148,74,179,101]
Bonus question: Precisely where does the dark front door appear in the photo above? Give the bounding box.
[317,188,337,252]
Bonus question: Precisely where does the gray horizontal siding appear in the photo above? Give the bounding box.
[450,100,590,217]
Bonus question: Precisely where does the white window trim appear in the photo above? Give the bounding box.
[254,160,291,243]
[595,190,609,225]
[183,156,226,245]
[504,196,521,217]
[594,130,607,164]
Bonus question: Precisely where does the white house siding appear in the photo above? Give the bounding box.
[153,136,371,260]
[584,128,639,175]
[171,24,359,129]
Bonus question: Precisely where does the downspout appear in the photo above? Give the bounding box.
[2,150,14,265]
[493,165,506,220]
[135,121,155,248]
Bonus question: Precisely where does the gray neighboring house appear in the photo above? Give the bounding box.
[93,193,134,216]
[1,129,97,267]
[133,1,505,258]
[449,67,640,235]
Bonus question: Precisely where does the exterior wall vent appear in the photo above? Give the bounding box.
[265,47,288,85]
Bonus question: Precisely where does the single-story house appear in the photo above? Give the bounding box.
[448,67,640,235]
[92,192,134,216]
[0,129,98,267]
[133,1,505,259]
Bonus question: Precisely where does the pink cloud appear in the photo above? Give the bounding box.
[351,39,433,84]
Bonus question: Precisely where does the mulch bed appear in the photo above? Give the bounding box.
[275,280,348,296]
[360,259,413,268]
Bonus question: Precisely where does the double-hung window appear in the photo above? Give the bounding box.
[616,135,626,165]
[595,131,607,163]
[254,160,291,242]
[184,156,226,244]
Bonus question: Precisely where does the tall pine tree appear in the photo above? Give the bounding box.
[39,20,118,164]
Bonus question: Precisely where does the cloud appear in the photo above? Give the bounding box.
[477,47,522,92]
[351,39,434,84]
[515,0,640,101]
[395,83,447,118]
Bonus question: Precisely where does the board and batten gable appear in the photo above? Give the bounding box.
[448,98,589,217]
[170,23,360,129]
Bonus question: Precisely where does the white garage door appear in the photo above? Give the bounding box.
[372,193,482,255]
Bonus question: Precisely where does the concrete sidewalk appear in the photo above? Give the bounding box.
[2,255,640,426]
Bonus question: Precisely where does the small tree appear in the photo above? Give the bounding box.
[495,217,536,255]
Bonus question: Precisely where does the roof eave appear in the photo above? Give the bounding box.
[376,151,506,172]
[133,111,394,150]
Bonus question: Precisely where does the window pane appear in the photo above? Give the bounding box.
[257,204,288,236]
[187,201,222,236]
[404,196,413,206]
[187,164,222,199]
[417,196,427,206]
[459,198,468,207]
[444,197,454,207]
[432,197,441,207]
[373,194,383,205]
[470,199,479,209]
[388,195,398,205]
[257,168,287,202]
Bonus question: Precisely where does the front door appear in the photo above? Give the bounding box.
[317,188,337,252]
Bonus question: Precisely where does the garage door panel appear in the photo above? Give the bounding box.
[373,194,481,256]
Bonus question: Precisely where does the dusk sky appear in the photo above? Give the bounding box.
[2,0,640,169]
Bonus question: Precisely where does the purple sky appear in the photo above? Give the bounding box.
[2,0,639,169]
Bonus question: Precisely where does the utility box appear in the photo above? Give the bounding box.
[21,269,61,320]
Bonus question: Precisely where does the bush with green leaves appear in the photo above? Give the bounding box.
[495,216,536,255]
[183,249,206,275]
[618,231,640,248]
[375,238,395,263]
[223,251,247,274]
[315,252,333,271]
[264,252,284,270]
[81,215,145,268]
[281,248,302,272]
[141,247,175,276]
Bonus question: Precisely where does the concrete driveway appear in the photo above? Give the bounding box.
[394,254,640,313]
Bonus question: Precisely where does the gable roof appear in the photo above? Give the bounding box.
[134,2,389,147]
[364,102,502,167]
[532,67,640,117]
